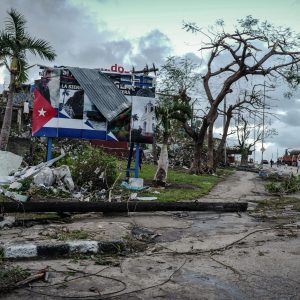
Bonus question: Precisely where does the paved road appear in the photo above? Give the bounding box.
[3,171,300,300]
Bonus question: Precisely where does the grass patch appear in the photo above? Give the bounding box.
[118,163,233,202]
[47,229,89,241]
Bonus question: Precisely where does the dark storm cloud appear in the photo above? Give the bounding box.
[0,0,172,77]
[280,109,300,127]
[130,30,172,67]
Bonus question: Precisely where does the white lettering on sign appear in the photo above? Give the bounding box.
[61,84,82,90]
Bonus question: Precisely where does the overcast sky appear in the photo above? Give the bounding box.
[0,0,300,162]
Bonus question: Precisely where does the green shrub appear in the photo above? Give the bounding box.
[58,145,118,191]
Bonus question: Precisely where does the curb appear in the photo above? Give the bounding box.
[0,240,126,259]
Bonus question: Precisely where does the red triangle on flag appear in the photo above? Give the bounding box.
[32,88,57,135]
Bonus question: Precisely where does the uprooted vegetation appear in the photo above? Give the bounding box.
[264,174,300,196]
[250,196,300,224]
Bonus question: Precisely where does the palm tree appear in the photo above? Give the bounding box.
[154,92,192,185]
[0,9,56,150]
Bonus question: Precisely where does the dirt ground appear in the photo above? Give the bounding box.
[1,170,300,300]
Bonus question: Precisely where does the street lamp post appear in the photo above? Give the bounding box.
[261,82,266,165]
[223,96,227,165]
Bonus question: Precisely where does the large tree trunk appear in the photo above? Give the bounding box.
[0,72,15,151]
[207,122,215,174]
[154,134,169,186]
[214,108,233,169]
[189,140,204,174]
[152,126,158,165]
[241,150,249,165]
[188,118,209,174]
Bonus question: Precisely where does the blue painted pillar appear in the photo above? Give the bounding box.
[134,143,140,178]
[46,137,53,161]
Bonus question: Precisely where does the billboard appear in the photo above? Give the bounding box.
[104,65,156,143]
[32,65,156,143]
[32,68,107,140]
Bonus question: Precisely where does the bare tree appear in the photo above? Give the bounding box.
[214,84,271,169]
[182,16,300,174]
[235,114,276,165]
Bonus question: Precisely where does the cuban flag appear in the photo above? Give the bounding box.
[32,85,114,141]
[32,88,57,135]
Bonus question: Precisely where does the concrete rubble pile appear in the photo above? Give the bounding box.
[0,150,76,202]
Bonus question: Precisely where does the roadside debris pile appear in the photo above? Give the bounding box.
[264,173,300,195]
[168,143,195,168]
[0,144,119,202]
[237,165,260,173]
[259,168,291,180]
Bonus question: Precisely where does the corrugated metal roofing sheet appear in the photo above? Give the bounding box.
[68,67,130,121]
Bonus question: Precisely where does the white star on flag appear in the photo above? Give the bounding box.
[38,108,46,117]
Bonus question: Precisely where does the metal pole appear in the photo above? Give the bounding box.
[261,82,265,165]
[253,113,256,164]
[134,143,140,178]
[223,96,227,164]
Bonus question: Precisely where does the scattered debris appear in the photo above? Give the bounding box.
[259,168,290,180]
[34,166,55,187]
[132,227,160,242]
[14,150,65,181]
[136,196,157,201]
[129,178,144,188]
[0,216,15,229]
[0,151,23,176]
[53,165,74,191]
[0,176,15,184]
[8,182,23,190]
[130,193,138,200]
[15,268,47,288]
[3,190,30,202]
[120,180,148,191]
[33,165,74,192]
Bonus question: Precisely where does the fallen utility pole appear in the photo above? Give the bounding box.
[1,201,247,213]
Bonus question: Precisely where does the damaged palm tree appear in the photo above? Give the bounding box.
[0,9,56,150]
[154,96,191,185]
[153,57,197,185]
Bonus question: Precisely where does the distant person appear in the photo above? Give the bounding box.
[297,158,300,173]
[270,159,274,168]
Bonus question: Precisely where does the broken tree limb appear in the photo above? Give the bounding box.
[1,201,247,213]
[16,269,47,287]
